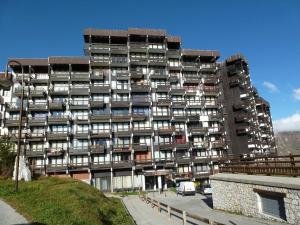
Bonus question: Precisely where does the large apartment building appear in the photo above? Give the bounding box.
[3,28,276,191]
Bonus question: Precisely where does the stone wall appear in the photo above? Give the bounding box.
[211,173,300,224]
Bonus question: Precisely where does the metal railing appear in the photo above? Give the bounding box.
[140,195,225,225]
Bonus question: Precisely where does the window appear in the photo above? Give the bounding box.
[73,139,89,149]
[50,141,68,150]
[256,190,286,221]
[31,143,44,152]
[153,121,170,130]
[152,106,169,116]
[70,156,89,165]
[132,107,149,116]
[51,125,68,133]
[72,110,88,119]
[113,137,130,147]
[112,122,130,131]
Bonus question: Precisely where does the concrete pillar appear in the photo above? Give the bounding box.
[110,169,113,193]
[158,175,162,190]
[142,175,146,191]
[154,176,157,191]
[131,169,134,191]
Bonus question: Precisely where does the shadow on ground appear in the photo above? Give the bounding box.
[202,195,213,209]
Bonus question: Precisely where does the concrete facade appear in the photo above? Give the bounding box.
[211,173,300,224]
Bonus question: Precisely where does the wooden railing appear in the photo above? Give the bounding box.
[140,195,225,225]
[219,154,300,176]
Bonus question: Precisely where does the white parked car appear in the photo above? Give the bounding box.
[176,181,196,195]
[199,184,212,195]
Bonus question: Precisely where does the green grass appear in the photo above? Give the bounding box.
[169,187,177,193]
[0,177,134,225]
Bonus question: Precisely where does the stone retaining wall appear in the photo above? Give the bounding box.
[210,173,300,224]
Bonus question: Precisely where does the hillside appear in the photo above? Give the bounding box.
[275,131,300,155]
[0,177,133,225]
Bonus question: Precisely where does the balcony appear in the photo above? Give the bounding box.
[90,145,106,154]
[14,87,29,97]
[26,149,45,157]
[133,144,150,152]
[201,75,219,85]
[113,129,132,137]
[112,145,131,153]
[90,112,110,122]
[155,84,171,92]
[69,100,89,110]
[47,131,69,140]
[204,101,219,109]
[112,160,133,169]
[5,118,26,127]
[48,115,69,124]
[90,71,107,80]
[200,63,217,73]
[201,86,219,96]
[28,117,46,126]
[188,127,207,135]
[89,44,110,53]
[148,58,167,66]
[70,87,89,96]
[152,113,171,121]
[46,164,68,173]
[155,158,175,167]
[90,58,109,66]
[235,114,248,123]
[149,72,168,79]
[130,70,145,79]
[73,131,89,139]
[135,159,153,169]
[175,157,191,164]
[26,132,46,141]
[111,59,128,67]
[175,142,190,150]
[167,50,180,58]
[236,127,248,136]
[49,87,68,96]
[49,101,66,110]
[30,89,47,98]
[208,127,224,135]
[158,143,174,151]
[157,98,171,106]
[45,147,65,157]
[192,156,209,164]
[90,129,111,138]
[172,115,187,122]
[186,100,205,108]
[187,115,200,122]
[130,57,148,65]
[90,162,112,170]
[131,112,147,121]
[115,71,130,81]
[192,142,209,149]
[132,127,153,136]
[208,115,223,122]
[31,77,48,84]
[110,44,128,54]
[89,100,105,108]
[69,147,89,155]
[132,96,151,106]
[169,75,179,82]
[170,87,185,95]
[129,43,147,52]
[28,102,48,111]
[111,113,131,122]
[49,73,69,82]
[211,140,225,149]
[131,84,150,92]
[111,98,130,108]
[70,73,90,82]
[158,127,174,135]
[90,85,110,93]
[148,46,166,53]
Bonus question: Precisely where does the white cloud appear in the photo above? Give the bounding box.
[263,81,279,93]
[293,88,300,101]
[273,113,300,132]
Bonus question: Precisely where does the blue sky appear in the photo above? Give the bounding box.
[0,0,299,130]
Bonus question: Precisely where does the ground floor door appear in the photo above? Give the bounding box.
[93,177,111,192]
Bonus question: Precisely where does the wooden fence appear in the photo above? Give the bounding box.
[140,195,225,225]
[219,154,300,176]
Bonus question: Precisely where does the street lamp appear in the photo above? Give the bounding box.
[5,60,24,192]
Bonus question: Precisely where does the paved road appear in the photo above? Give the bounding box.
[0,199,28,225]
[152,191,287,225]
[123,195,183,225]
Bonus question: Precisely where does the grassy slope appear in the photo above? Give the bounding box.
[0,177,133,225]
